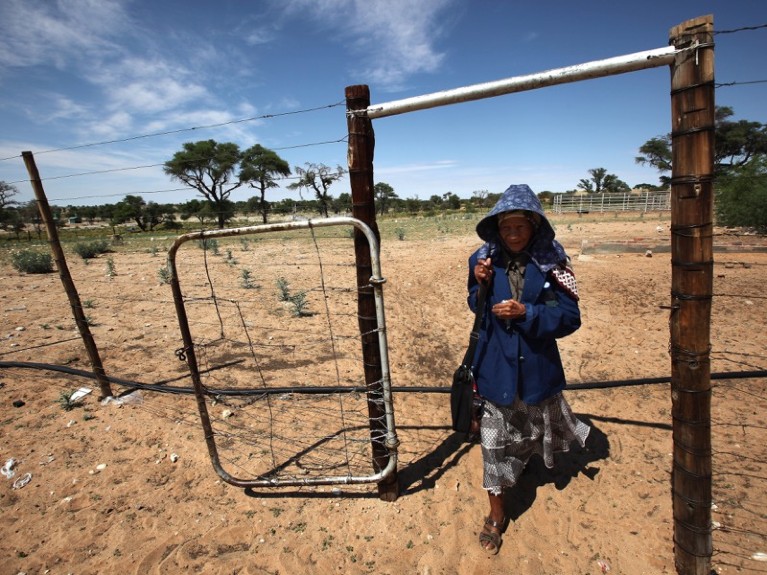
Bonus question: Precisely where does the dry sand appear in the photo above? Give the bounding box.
[1,213,766,575]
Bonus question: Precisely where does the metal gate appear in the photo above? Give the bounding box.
[166,216,398,487]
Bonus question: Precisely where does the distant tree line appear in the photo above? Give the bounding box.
[2,107,765,236]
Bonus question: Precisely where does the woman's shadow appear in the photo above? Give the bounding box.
[503,415,610,521]
[398,414,610,511]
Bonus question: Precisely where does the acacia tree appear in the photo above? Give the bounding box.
[179,199,217,226]
[636,106,767,183]
[164,140,242,229]
[0,181,19,230]
[637,106,767,230]
[239,144,291,224]
[635,137,673,186]
[287,163,346,217]
[111,195,170,231]
[716,156,767,231]
[578,167,629,193]
[374,182,397,215]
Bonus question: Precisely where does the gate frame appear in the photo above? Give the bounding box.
[167,216,399,487]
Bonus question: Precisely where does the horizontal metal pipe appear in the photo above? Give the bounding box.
[364,46,678,119]
[4,361,766,394]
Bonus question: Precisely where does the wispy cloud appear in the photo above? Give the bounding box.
[93,57,209,114]
[280,0,457,90]
[0,0,128,69]
[0,0,224,140]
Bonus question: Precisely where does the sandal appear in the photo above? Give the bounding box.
[479,516,504,555]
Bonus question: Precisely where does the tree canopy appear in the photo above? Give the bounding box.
[577,168,630,194]
[287,163,346,217]
[374,182,398,215]
[239,144,291,224]
[636,106,767,230]
[163,140,243,229]
[0,181,20,230]
[636,106,767,183]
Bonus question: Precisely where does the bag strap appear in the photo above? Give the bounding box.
[461,282,487,368]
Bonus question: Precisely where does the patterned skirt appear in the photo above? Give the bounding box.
[480,393,591,495]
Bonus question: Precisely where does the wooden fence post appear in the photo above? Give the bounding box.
[667,15,715,575]
[21,151,113,399]
[345,84,399,501]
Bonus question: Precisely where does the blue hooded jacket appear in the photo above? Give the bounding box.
[468,184,580,406]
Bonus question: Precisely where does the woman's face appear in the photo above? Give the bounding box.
[498,216,534,253]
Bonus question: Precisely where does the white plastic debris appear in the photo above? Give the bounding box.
[69,387,92,403]
[752,552,767,562]
[12,472,32,489]
[101,390,143,406]
[597,559,611,573]
[1,458,17,479]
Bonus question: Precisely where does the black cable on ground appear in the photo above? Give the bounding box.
[1,361,766,397]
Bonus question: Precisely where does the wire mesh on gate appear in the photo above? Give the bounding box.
[166,217,398,487]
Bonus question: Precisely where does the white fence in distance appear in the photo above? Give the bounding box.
[552,191,671,214]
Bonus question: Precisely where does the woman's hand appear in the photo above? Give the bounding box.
[492,299,526,320]
[474,258,493,284]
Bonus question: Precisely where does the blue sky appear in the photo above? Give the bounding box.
[1,0,765,208]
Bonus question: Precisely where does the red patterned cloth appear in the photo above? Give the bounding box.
[550,266,579,301]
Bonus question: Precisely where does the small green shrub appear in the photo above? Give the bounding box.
[241,269,255,289]
[58,391,76,411]
[289,292,310,317]
[394,227,406,241]
[276,277,291,301]
[73,240,110,260]
[158,265,171,285]
[11,250,54,273]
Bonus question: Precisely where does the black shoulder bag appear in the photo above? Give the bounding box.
[451,282,487,433]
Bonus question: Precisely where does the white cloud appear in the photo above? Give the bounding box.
[89,55,207,110]
[244,27,277,46]
[44,95,90,122]
[0,0,128,69]
[279,0,456,89]
[84,110,134,138]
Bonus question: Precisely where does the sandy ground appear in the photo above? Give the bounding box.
[1,213,766,575]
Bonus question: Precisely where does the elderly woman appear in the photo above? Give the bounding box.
[467,184,590,555]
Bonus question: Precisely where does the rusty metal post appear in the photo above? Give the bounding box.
[345,84,399,501]
[667,15,715,575]
[21,151,113,399]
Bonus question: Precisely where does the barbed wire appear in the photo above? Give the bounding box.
[0,101,346,163]
[714,23,767,35]
[715,79,767,88]
[4,136,349,189]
